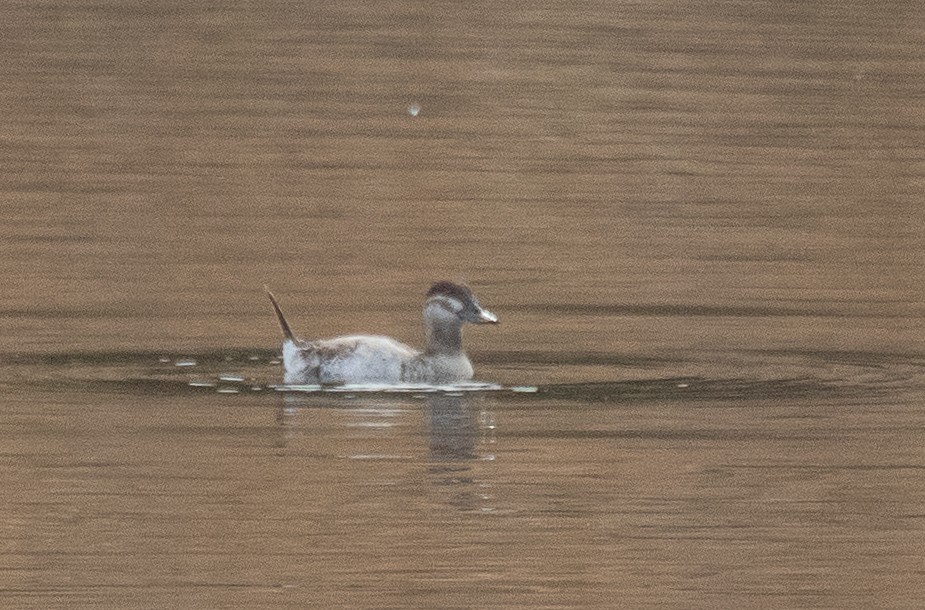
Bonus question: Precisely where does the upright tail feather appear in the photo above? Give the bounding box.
[265,287,295,341]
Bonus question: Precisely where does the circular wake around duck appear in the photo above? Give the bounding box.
[2,347,922,403]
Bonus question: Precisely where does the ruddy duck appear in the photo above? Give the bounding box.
[266,281,498,385]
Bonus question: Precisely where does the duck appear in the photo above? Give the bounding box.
[266,281,498,385]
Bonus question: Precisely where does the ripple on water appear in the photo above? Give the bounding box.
[1,348,921,402]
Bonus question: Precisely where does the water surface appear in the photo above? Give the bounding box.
[1,0,924,608]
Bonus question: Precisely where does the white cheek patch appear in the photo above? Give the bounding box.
[429,295,463,313]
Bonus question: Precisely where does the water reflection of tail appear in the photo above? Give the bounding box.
[273,395,304,450]
[425,394,497,512]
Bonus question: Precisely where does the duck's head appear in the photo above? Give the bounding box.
[424,281,498,326]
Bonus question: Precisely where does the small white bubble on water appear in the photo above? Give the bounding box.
[216,387,239,394]
[175,360,197,367]
[219,375,245,382]
[407,102,421,117]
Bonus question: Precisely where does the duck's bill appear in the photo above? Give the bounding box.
[476,308,499,324]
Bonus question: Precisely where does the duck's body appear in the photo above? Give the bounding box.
[268,282,497,385]
[281,334,475,385]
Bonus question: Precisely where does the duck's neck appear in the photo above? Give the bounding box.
[425,320,463,355]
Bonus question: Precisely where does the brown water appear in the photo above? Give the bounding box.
[2,1,924,608]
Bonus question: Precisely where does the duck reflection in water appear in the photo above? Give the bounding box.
[272,392,497,512]
[427,393,480,462]
[426,393,497,513]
